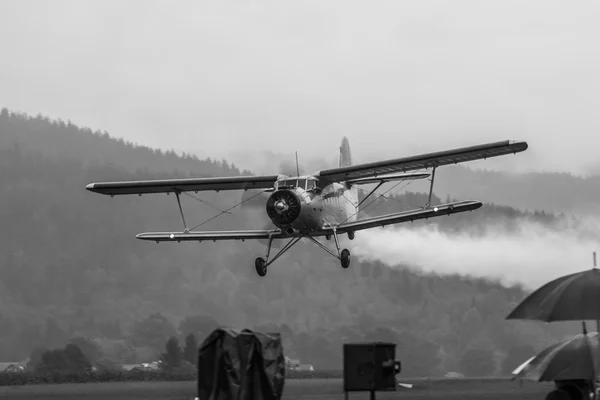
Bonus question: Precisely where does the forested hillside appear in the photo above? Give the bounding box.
[0,108,593,377]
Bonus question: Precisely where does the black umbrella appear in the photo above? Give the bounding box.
[514,328,599,382]
[506,267,600,322]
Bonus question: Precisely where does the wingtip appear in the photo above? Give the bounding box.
[508,140,529,150]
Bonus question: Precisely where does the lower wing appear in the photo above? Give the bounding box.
[136,229,288,242]
[135,200,481,242]
[330,200,482,233]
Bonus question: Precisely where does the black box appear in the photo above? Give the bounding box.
[343,342,401,392]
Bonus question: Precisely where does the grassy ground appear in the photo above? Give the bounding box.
[0,378,553,400]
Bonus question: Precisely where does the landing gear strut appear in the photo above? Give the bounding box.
[254,234,302,277]
[306,227,351,270]
[253,228,351,277]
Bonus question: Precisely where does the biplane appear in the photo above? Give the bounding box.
[86,137,528,277]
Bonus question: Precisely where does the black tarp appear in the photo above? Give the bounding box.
[197,328,286,400]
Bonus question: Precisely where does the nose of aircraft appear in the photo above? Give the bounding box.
[275,200,287,212]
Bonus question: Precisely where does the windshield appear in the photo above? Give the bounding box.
[275,177,318,190]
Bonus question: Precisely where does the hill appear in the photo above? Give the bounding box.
[0,108,593,377]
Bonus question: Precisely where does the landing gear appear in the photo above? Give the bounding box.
[254,234,302,277]
[306,227,351,270]
[347,231,355,240]
[341,248,351,268]
[255,257,267,277]
[253,227,353,276]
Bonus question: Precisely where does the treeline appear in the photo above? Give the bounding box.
[0,108,251,176]
[0,316,539,386]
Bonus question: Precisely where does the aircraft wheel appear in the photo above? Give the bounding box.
[326,234,331,240]
[255,257,267,277]
[348,231,355,240]
[341,249,351,269]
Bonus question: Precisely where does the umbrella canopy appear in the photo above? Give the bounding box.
[514,331,600,382]
[512,356,536,376]
[506,268,600,322]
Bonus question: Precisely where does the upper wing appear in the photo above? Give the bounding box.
[136,229,287,242]
[85,175,280,196]
[329,200,483,233]
[316,140,528,182]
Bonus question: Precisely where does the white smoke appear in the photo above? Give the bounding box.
[351,218,600,290]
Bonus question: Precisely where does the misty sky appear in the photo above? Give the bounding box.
[1,0,599,175]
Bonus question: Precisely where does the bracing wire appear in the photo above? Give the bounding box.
[186,189,269,231]
[339,169,425,225]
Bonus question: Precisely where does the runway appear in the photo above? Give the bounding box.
[0,378,552,400]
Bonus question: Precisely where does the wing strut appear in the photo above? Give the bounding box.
[424,166,437,209]
[175,192,189,233]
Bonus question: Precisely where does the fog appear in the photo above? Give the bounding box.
[352,219,600,290]
[0,0,599,175]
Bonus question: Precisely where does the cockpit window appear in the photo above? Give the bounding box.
[275,177,319,190]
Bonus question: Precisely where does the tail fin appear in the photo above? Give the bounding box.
[339,136,352,167]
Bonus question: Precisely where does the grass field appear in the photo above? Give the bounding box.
[0,378,553,400]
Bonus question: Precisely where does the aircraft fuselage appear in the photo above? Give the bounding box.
[265,176,358,236]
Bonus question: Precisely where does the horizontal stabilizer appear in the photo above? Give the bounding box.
[333,200,482,233]
[346,172,430,185]
[136,229,287,242]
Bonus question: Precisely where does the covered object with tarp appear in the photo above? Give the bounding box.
[196,328,286,400]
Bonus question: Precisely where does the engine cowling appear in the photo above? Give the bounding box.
[266,189,302,226]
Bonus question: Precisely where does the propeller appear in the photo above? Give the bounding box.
[266,190,301,226]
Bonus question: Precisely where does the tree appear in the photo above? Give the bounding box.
[160,336,183,370]
[35,344,91,374]
[63,343,92,373]
[27,346,47,370]
[69,336,104,365]
[396,331,442,377]
[131,313,177,351]
[179,314,219,340]
[37,349,68,373]
[183,333,198,366]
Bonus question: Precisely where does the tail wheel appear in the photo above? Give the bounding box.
[255,257,267,277]
[341,249,351,269]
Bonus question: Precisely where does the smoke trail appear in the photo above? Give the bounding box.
[351,218,600,290]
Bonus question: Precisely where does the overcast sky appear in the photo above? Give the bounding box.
[1,0,598,175]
